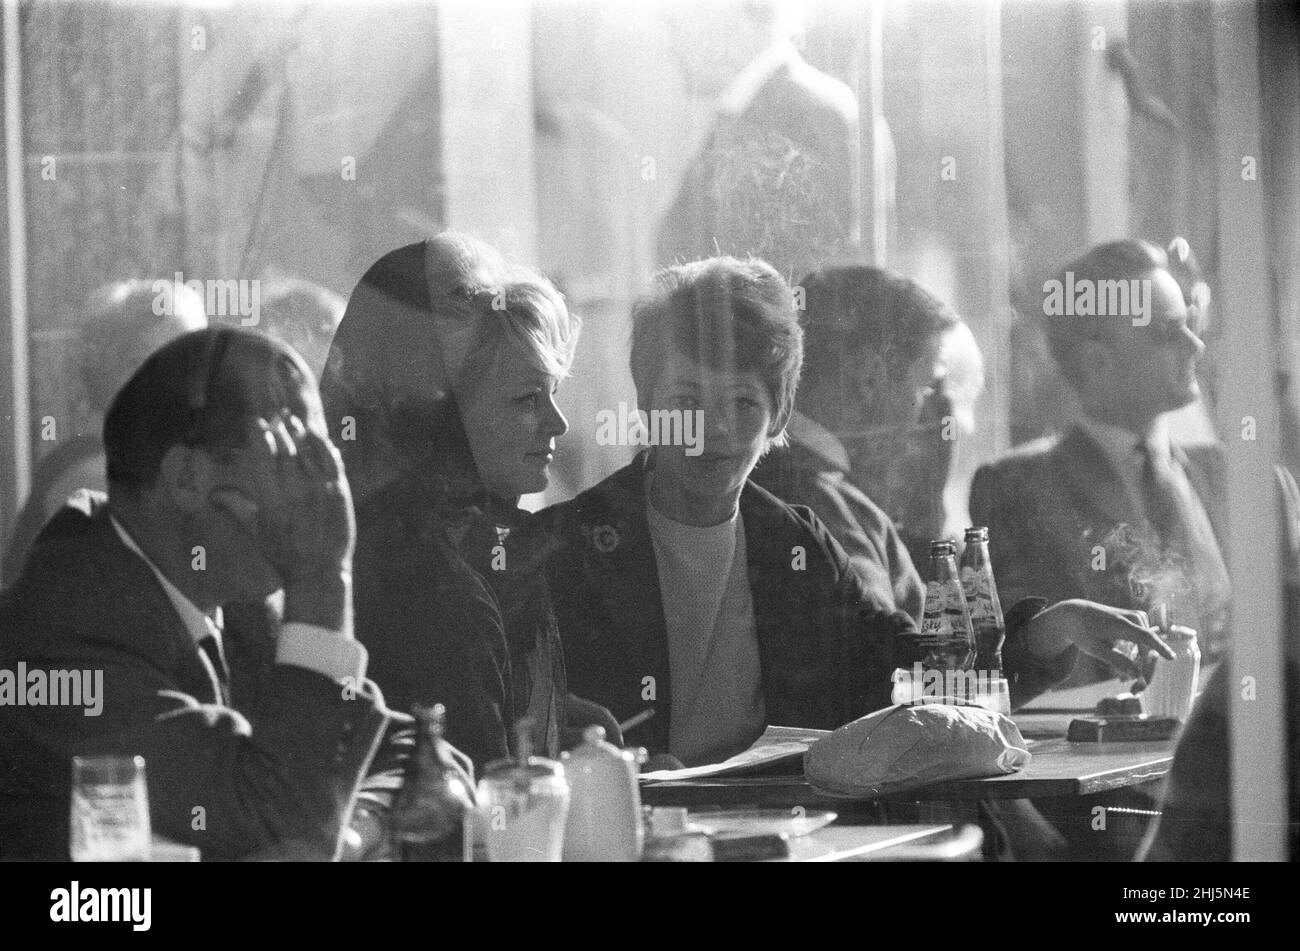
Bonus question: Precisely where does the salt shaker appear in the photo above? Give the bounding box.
[1141,625,1201,722]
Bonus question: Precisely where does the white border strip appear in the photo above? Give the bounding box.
[3,0,31,505]
[1213,0,1288,862]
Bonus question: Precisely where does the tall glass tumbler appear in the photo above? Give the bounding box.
[476,758,569,862]
[70,755,152,862]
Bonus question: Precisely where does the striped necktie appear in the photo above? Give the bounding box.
[1136,439,1231,656]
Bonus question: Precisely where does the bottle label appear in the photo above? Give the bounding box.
[920,582,954,641]
[959,567,990,617]
[920,579,975,670]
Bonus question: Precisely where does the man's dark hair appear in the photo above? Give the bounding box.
[1043,238,1169,388]
[795,265,960,426]
[630,256,802,438]
[104,327,309,495]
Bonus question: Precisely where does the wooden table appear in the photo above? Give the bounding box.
[779,823,956,862]
[641,709,1176,809]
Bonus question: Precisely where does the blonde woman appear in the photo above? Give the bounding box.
[321,234,615,767]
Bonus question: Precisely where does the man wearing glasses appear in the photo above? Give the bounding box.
[970,238,1229,685]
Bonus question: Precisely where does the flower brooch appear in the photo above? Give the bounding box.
[588,523,620,554]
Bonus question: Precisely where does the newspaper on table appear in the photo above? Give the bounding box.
[638,725,830,783]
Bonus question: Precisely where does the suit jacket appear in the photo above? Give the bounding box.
[2,434,104,587]
[657,54,859,280]
[752,433,1075,708]
[970,425,1229,684]
[751,427,926,622]
[0,494,392,861]
[527,455,1094,757]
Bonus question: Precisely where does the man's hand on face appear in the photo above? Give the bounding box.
[865,385,955,542]
[901,384,956,539]
[208,412,356,629]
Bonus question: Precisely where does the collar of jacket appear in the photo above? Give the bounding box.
[785,411,852,474]
[560,451,869,743]
[716,39,800,116]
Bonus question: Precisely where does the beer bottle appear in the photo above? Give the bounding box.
[959,527,1006,677]
[920,539,976,671]
[390,703,474,862]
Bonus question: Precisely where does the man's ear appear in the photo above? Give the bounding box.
[156,443,209,514]
[1076,339,1112,392]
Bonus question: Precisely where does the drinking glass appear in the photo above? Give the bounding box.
[476,758,569,862]
[70,755,151,862]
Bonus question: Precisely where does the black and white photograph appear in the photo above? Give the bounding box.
[0,0,1295,917]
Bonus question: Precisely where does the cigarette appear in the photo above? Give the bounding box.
[618,709,655,733]
[1155,602,1170,633]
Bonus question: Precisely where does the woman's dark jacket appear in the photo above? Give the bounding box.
[353,475,567,770]
[529,454,1068,756]
[528,454,917,756]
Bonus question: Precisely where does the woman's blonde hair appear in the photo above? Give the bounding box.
[425,235,578,395]
[321,233,579,504]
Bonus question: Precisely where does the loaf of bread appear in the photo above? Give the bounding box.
[804,702,1031,798]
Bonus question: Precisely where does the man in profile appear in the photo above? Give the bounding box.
[657,0,864,281]
[0,328,391,860]
[970,239,1230,682]
[751,264,963,618]
[752,265,1148,705]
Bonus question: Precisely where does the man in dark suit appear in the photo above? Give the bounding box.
[971,239,1230,685]
[0,328,393,861]
[751,265,973,616]
[657,0,861,281]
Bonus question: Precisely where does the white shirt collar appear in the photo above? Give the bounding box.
[716,39,799,116]
[110,514,222,646]
[1077,415,1183,521]
[1078,414,1173,471]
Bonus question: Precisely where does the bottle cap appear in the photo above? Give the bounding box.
[964,526,989,542]
[928,539,957,557]
[411,703,447,734]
